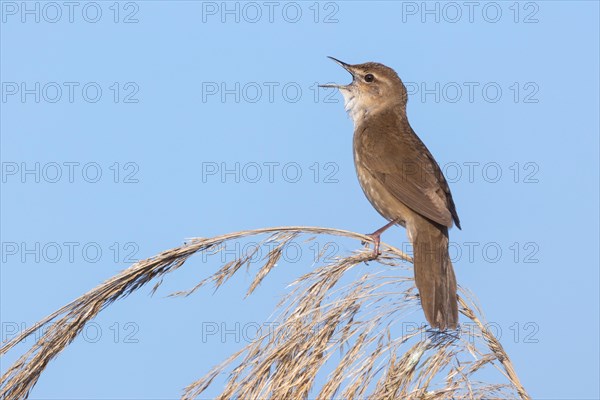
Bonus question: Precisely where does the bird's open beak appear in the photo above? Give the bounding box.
[319,56,354,89]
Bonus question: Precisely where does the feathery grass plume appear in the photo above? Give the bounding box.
[0,226,530,399]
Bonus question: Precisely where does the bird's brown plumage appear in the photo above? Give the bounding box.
[324,58,461,330]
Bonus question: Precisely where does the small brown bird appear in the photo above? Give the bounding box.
[322,57,461,330]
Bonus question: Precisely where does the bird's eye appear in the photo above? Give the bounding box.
[364,74,374,82]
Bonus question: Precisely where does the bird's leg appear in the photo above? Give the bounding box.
[363,218,399,258]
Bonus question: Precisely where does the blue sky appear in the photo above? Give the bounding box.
[1,1,599,399]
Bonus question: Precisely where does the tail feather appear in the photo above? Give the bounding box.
[411,219,458,330]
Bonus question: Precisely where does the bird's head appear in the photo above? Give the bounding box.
[320,57,408,124]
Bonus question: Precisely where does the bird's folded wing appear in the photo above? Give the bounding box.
[359,125,458,228]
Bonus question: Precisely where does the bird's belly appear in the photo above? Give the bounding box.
[354,162,415,229]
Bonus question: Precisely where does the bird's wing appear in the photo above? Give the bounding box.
[357,119,461,229]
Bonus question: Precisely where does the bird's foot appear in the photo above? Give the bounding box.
[362,232,382,261]
[361,219,400,261]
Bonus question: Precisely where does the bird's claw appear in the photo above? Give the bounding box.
[362,233,382,263]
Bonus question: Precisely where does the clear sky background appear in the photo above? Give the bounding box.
[1,1,599,399]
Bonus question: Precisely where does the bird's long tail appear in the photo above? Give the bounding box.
[411,218,458,330]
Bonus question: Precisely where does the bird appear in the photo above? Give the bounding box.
[321,57,461,330]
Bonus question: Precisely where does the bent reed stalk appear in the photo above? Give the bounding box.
[1,226,530,400]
